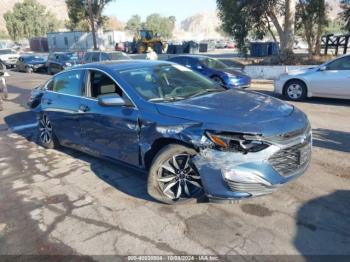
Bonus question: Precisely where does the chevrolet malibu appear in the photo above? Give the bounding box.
[35,60,312,204]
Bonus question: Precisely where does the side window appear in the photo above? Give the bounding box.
[91,53,100,62]
[101,53,110,61]
[89,70,123,98]
[53,70,85,96]
[327,57,350,71]
[83,53,92,63]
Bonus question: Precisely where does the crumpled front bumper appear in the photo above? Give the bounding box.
[192,131,312,201]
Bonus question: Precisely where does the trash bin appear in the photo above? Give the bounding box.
[174,44,184,54]
[154,42,163,54]
[167,44,175,54]
[250,42,269,57]
[183,41,199,54]
[268,42,280,55]
[199,43,208,53]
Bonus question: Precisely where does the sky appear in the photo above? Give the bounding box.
[103,0,217,23]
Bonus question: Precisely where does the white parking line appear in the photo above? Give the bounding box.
[10,123,38,132]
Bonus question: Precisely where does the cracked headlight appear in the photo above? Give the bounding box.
[206,131,269,153]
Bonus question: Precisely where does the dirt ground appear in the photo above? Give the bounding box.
[0,72,349,258]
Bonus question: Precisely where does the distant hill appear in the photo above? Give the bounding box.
[0,0,68,34]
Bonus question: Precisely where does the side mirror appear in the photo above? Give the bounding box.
[319,66,327,71]
[98,94,126,107]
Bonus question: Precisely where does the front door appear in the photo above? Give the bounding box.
[309,56,350,99]
[78,69,140,166]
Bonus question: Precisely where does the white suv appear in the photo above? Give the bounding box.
[0,49,20,68]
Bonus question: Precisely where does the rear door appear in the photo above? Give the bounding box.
[78,69,140,165]
[41,69,87,147]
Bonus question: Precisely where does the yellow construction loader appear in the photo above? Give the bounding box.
[132,30,167,54]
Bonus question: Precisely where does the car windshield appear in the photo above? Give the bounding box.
[24,56,45,62]
[199,57,228,70]
[117,64,225,102]
[109,52,131,60]
[0,49,15,55]
[60,53,78,62]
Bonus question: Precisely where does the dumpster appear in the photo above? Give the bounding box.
[268,42,280,55]
[183,41,199,54]
[199,43,208,53]
[250,42,269,57]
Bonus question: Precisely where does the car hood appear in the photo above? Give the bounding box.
[154,90,307,136]
[0,54,20,59]
[285,67,318,76]
[221,68,246,76]
[28,60,46,65]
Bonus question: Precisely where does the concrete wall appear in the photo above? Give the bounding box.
[244,65,316,80]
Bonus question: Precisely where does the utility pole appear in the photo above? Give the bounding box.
[87,0,98,50]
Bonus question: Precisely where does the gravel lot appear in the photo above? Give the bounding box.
[0,71,349,258]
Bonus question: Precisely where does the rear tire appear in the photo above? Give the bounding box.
[37,114,59,149]
[283,80,307,101]
[148,144,204,205]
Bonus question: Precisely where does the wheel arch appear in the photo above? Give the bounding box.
[143,137,196,170]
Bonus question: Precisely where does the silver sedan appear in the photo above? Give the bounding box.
[274,54,350,101]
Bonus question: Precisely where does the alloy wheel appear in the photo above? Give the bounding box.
[287,83,303,99]
[39,115,53,145]
[157,154,202,200]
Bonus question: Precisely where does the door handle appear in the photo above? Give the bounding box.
[79,104,90,112]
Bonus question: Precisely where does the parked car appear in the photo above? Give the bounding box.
[33,60,311,204]
[226,42,235,49]
[0,49,20,68]
[16,55,47,73]
[168,55,251,89]
[46,52,81,75]
[215,40,227,49]
[82,51,131,64]
[274,54,350,101]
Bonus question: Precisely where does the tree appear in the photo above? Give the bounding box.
[106,16,125,31]
[144,14,176,39]
[4,0,60,41]
[65,0,114,49]
[296,0,328,56]
[340,0,350,32]
[217,0,297,55]
[125,15,142,34]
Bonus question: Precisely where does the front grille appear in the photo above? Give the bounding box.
[269,136,312,177]
[225,180,276,195]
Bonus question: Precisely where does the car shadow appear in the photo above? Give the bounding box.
[294,190,350,259]
[4,111,165,204]
[312,128,350,153]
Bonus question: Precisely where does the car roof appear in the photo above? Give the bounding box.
[74,60,174,71]
[169,55,213,60]
[85,51,125,54]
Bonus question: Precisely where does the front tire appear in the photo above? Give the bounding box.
[37,114,59,149]
[211,76,225,86]
[148,144,204,204]
[283,80,307,101]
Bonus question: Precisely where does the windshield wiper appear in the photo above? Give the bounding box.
[189,88,225,98]
[148,96,186,103]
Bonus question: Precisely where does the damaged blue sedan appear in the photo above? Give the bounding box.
[35,60,312,204]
